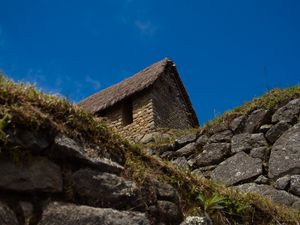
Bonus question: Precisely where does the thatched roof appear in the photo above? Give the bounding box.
[78,58,199,126]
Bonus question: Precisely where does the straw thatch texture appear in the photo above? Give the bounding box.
[79,58,169,113]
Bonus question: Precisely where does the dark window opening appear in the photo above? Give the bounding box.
[98,110,106,117]
[122,99,133,126]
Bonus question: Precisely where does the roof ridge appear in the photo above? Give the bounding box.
[78,58,171,112]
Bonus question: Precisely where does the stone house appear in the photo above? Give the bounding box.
[79,58,199,140]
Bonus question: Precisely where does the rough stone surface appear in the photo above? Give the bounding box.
[39,202,150,225]
[268,123,300,178]
[175,134,197,148]
[208,130,233,143]
[154,181,178,203]
[194,143,231,167]
[161,151,176,160]
[50,134,123,174]
[274,175,291,190]
[71,168,141,209]
[157,200,182,224]
[231,133,267,153]
[19,201,33,225]
[290,175,300,196]
[254,175,268,184]
[244,109,271,133]
[195,135,209,147]
[211,152,262,186]
[7,128,50,153]
[50,134,85,159]
[172,157,190,171]
[272,98,300,123]
[249,147,270,161]
[207,121,229,135]
[180,216,211,225]
[292,200,300,209]
[140,132,165,144]
[0,201,19,225]
[265,121,290,144]
[174,143,197,157]
[87,157,124,174]
[230,115,246,134]
[236,183,300,206]
[140,133,156,144]
[194,165,217,172]
[0,157,62,193]
[144,133,173,144]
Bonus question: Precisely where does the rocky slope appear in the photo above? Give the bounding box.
[0,75,299,225]
[145,86,300,212]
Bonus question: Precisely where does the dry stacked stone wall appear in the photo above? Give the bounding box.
[0,125,183,225]
[102,90,156,141]
[151,73,195,130]
[147,98,300,209]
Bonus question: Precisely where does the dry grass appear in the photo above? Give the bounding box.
[124,146,300,224]
[204,85,300,129]
[0,74,126,158]
[1,74,299,224]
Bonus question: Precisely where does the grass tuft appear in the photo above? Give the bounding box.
[0,73,125,158]
[204,86,300,129]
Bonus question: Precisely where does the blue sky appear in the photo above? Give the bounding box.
[0,0,299,124]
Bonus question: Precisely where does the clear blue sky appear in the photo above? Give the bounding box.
[0,0,299,124]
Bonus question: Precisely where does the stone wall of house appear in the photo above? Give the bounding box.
[101,70,197,141]
[151,72,194,130]
[101,90,156,141]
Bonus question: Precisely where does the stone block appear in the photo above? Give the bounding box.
[39,202,150,225]
[194,143,231,167]
[71,168,141,209]
[272,98,300,123]
[236,183,300,207]
[231,133,267,153]
[244,109,271,133]
[0,157,62,193]
[0,201,19,225]
[211,152,262,186]
[268,124,300,178]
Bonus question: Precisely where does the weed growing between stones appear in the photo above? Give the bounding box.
[197,192,226,223]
